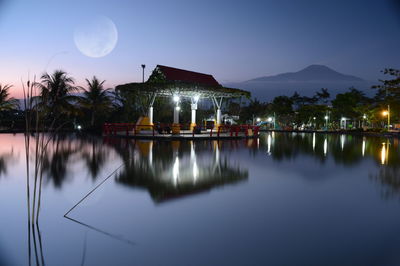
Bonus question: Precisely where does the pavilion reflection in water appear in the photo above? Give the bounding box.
[113,140,248,203]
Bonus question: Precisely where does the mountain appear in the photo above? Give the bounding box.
[247,65,364,83]
[225,65,373,101]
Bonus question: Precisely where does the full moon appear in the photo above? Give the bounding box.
[74,16,118,58]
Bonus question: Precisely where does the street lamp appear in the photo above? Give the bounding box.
[267,117,273,122]
[256,117,261,122]
[382,110,390,129]
[141,64,145,83]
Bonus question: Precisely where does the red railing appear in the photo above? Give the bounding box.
[103,123,260,138]
[103,123,155,136]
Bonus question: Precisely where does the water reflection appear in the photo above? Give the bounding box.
[2,133,400,265]
[109,140,249,203]
[258,133,400,200]
[0,147,17,178]
[380,141,390,165]
[1,133,399,198]
[259,132,400,168]
[22,135,113,188]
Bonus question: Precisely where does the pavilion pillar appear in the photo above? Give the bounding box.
[172,105,180,134]
[216,108,222,127]
[212,96,223,129]
[148,106,154,125]
[190,103,197,131]
[173,106,179,124]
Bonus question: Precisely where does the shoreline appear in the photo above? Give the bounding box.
[1,129,399,139]
[261,129,400,138]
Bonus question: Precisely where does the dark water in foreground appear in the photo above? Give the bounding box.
[1,133,400,266]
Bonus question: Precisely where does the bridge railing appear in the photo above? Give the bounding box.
[103,123,260,137]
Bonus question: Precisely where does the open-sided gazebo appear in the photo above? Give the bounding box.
[115,65,250,133]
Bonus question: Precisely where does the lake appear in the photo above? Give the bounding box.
[0,132,400,266]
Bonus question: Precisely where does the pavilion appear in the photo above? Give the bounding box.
[115,65,250,133]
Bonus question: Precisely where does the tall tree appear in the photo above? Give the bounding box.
[35,70,78,117]
[79,76,113,128]
[372,68,400,124]
[331,87,370,120]
[0,84,19,111]
[315,88,330,104]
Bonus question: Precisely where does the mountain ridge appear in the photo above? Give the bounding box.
[224,65,372,101]
[245,65,364,83]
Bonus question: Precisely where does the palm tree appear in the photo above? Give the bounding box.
[0,84,19,111]
[35,70,78,116]
[79,76,113,127]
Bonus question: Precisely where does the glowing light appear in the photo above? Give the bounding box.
[341,117,345,121]
[256,117,261,122]
[77,125,82,130]
[382,111,389,116]
[341,134,345,151]
[267,133,272,154]
[175,106,181,111]
[267,117,273,122]
[381,143,386,165]
[173,95,180,102]
[323,138,327,155]
[324,116,328,120]
[193,95,200,102]
[313,117,316,120]
[312,133,316,151]
[172,157,180,186]
[363,114,367,119]
[362,138,366,157]
[193,162,199,182]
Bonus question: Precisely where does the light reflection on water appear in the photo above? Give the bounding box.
[1,133,400,265]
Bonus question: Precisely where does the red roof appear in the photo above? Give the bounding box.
[156,65,220,86]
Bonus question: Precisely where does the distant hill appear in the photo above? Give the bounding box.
[224,65,374,101]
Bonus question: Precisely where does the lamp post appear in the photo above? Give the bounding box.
[324,115,329,131]
[385,87,391,130]
[341,117,346,129]
[383,110,390,130]
[141,64,145,83]
[172,95,180,134]
[362,114,366,128]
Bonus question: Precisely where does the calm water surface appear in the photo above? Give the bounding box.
[1,133,400,266]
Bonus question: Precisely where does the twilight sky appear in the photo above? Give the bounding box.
[1,0,399,98]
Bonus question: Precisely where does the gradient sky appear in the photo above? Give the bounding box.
[1,0,399,98]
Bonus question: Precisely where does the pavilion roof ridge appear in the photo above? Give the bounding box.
[155,65,220,87]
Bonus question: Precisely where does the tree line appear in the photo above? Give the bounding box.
[0,68,399,132]
[238,68,400,130]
